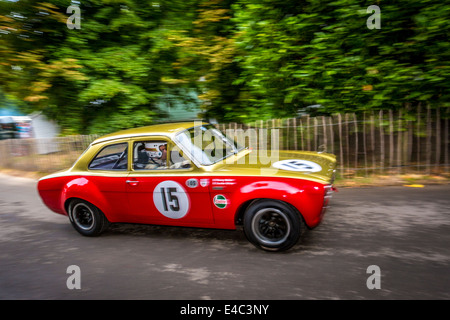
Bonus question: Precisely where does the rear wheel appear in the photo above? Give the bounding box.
[243,200,303,252]
[68,199,109,236]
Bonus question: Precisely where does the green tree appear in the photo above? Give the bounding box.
[0,0,201,134]
[168,0,246,122]
[1,0,448,130]
[232,0,449,118]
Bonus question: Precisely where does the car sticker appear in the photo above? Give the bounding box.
[200,179,209,187]
[272,159,322,172]
[186,178,198,188]
[212,178,236,186]
[153,180,190,219]
[213,194,228,209]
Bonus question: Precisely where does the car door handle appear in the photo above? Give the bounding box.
[126,180,140,186]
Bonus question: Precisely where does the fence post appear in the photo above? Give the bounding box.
[328,116,334,156]
[353,113,358,173]
[406,103,413,168]
[445,117,449,173]
[426,105,432,174]
[417,103,422,170]
[293,118,297,150]
[362,113,368,176]
[337,113,344,175]
[345,113,350,175]
[322,116,327,153]
[306,115,311,151]
[389,109,394,169]
[300,118,304,150]
[379,110,385,172]
[435,107,441,171]
[397,110,402,173]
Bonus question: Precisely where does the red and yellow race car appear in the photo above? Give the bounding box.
[37,122,336,251]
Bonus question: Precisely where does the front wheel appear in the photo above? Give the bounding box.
[68,199,109,236]
[243,200,303,252]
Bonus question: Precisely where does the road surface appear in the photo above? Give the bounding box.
[0,173,449,300]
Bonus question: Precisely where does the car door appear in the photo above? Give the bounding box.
[125,136,215,227]
[85,140,131,222]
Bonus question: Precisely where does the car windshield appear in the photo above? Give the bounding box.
[175,125,244,165]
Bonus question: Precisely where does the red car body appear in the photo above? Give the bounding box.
[38,175,331,229]
[38,122,336,251]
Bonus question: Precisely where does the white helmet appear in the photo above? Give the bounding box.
[145,142,162,158]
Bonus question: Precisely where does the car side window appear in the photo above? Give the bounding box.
[133,140,191,170]
[89,143,128,170]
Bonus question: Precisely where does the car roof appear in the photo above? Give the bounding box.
[91,121,209,145]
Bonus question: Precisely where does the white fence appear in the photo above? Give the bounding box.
[0,135,97,173]
[0,111,449,177]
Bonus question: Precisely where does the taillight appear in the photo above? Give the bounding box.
[321,184,334,215]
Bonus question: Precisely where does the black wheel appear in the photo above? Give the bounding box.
[68,199,109,236]
[243,200,303,252]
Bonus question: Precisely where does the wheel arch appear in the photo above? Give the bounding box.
[65,197,111,236]
[232,179,323,229]
[61,178,112,220]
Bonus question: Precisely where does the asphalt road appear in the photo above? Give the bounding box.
[0,173,449,300]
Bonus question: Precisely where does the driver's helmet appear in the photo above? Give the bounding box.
[144,142,164,158]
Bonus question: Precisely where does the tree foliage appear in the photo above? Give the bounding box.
[231,0,449,119]
[0,0,200,134]
[0,0,448,133]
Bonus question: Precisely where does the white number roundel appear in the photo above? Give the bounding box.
[153,180,190,219]
[273,159,322,172]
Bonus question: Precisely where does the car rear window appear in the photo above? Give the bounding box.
[88,143,128,170]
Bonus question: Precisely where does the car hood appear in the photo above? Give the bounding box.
[213,149,337,184]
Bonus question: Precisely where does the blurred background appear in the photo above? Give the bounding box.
[0,0,449,182]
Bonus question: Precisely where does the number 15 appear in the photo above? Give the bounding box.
[160,187,180,212]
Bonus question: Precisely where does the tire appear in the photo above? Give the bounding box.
[243,200,303,252]
[68,199,110,237]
